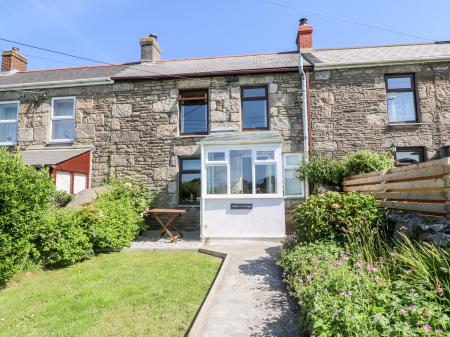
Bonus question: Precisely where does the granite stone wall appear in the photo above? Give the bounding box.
[309,62,450,160]
[0,72,304,230]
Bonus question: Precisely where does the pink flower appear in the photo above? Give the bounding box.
[422,324,432,332]
[340,252,349,260]
[355,260,363,268]
[347,290,353,296]
[436,329,443,333]
[399,308,407,315]
[306,274,313,282]
[311,257,318,263]
[332,260,342,268]
[366,264,378,272]
[436,287,444,296]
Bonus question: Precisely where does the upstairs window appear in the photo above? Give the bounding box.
[241,86,268,130]
[0,101,19,145]
[395,147,425,165]
[385,75,417,123]
[179,158,201,204]
[178,90,208,135]
[51,97,75,142]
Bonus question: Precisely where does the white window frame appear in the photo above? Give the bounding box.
[0,101,19,146]
[283,153,304,198]
[202,144,283,198]
[50,96,76,143]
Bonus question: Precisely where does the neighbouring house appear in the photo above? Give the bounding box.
[0,19,449,239]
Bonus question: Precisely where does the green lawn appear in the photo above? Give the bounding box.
[0,252,221,337]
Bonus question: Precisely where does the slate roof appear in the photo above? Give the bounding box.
[199,131,283,145]
[0,64,128,87]
[1,42,449,87]
[113,52,301,79]
[305,42,450,69]
[0,52,301,87]
[20,148,91,166]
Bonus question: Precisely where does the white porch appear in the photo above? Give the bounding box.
[199,131,287,240]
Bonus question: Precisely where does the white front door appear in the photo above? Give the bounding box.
[73,173,87,194]
[55,171,71,193]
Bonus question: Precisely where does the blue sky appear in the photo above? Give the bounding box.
[1,0,449,70]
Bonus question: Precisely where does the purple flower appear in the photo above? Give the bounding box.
[408,305,415,311]
[332,260,342,268]
[355,260,363,268]
[406,269,413,273]
[311,257,318,263]
[347,290,353,296]
[366,264,378,272]
[399,308,407,315]
[436,329,443,333]
[340,252,349,260]
[422,324,432,332]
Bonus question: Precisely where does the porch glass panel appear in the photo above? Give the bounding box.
[207,165,227,194]
[255,164,276,194]
[230,150,252,194]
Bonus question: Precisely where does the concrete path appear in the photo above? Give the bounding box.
[199,242,300,337]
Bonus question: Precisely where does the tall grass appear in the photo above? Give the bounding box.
[391,235,450,302]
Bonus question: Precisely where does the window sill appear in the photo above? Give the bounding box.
[178,204,200,208]
[175,134,208,139]
[46,140,75,146]
[284,195,305,199]
[387,123,426,127]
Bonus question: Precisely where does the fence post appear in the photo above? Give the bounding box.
[444,157,450,219]
[380,169,387,210]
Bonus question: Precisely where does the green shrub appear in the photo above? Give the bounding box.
[54,190,72,208]
[278,241,450,336]
[341,150,394,178]
[34,208,93,267]
[294,192,388,244]
[87,180,155,251]
[297,151,394,189]
[297,153,343,186]
[0,148,55,286]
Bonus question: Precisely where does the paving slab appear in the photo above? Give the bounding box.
[198,242,301,337]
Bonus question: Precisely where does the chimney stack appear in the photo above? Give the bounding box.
[140,34,161,63]
[1,47,28,72]
[296,18,313,50]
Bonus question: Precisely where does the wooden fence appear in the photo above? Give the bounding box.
[342,157,450,217]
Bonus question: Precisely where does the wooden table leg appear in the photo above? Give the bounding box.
[153,214,180,242]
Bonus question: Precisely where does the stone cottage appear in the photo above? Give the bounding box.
[0,19,449,239]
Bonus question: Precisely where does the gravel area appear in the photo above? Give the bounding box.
[124,230,203,251]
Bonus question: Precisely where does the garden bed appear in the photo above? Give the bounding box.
[278,192,450,336]
[0,252,221,337]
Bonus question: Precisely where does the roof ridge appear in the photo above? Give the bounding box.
[13,61,139,74]
[158,51,298,63]
[312,41,442,52]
